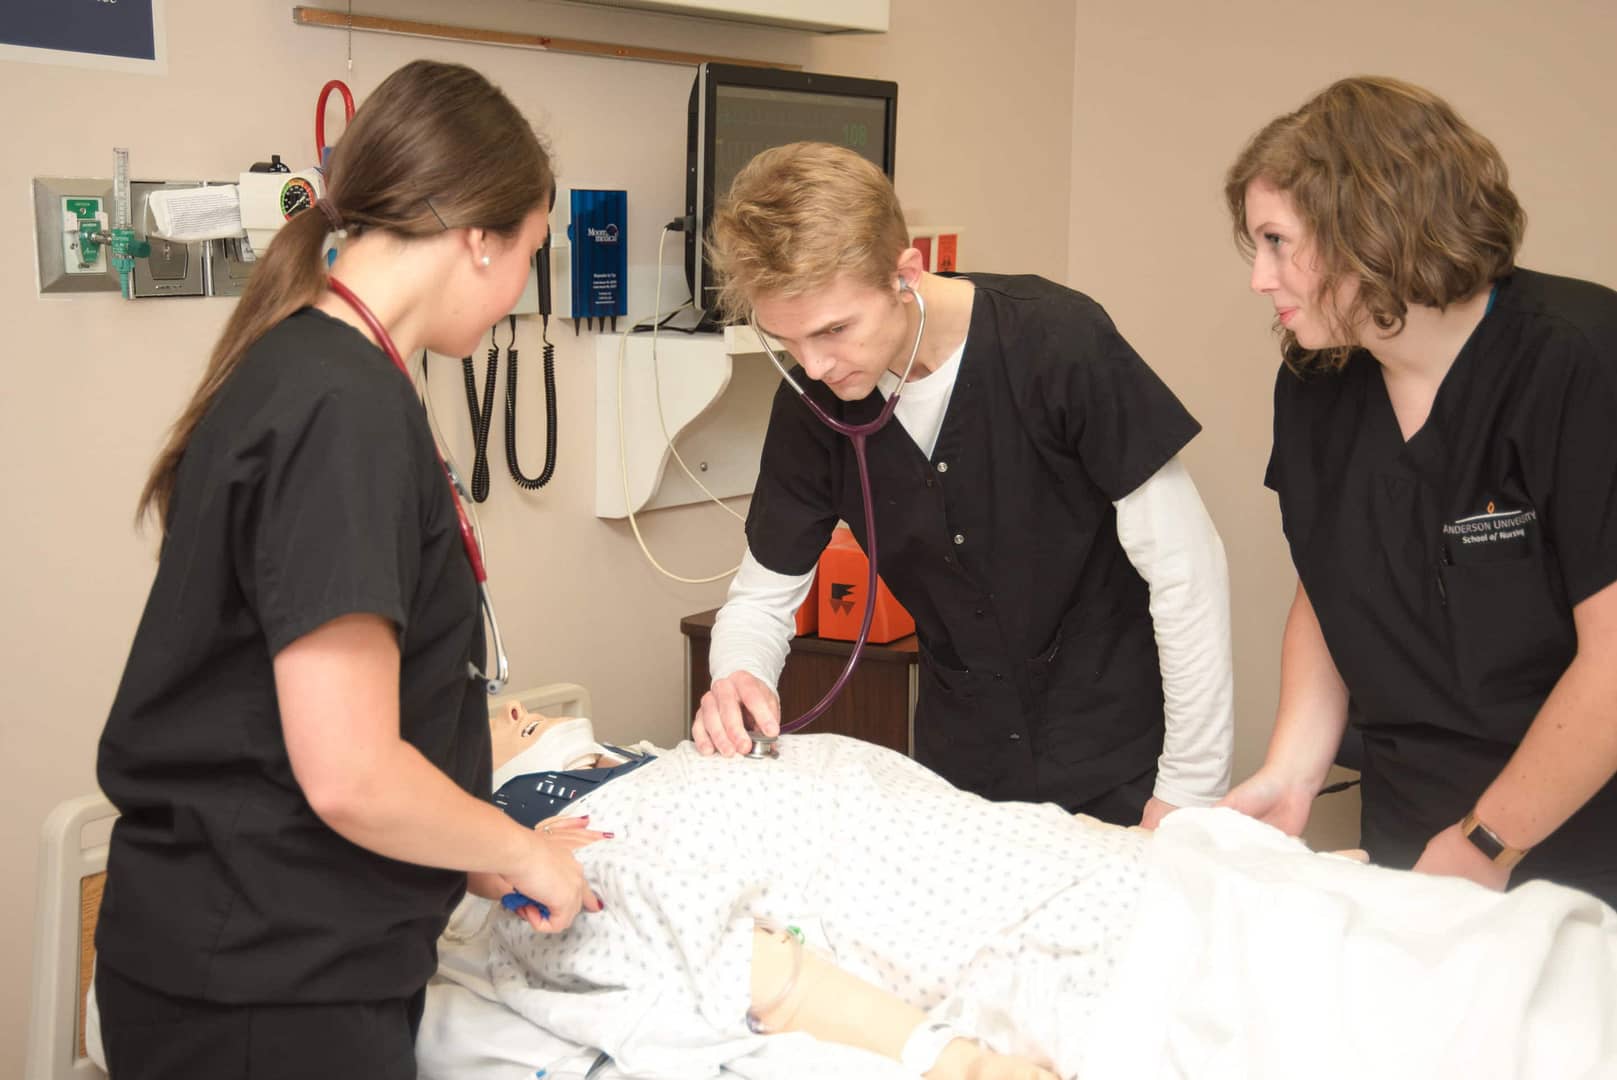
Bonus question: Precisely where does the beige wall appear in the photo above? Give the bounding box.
[0,0,1075,1068]
[1069,0,1617,849]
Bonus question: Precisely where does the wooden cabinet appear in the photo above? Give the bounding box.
[680,608,918,755]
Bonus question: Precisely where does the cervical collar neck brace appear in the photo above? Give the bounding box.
[492,716,606,791]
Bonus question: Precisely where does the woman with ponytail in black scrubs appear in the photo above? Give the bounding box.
[94,62,601,1079]
[1221,76,1617,906]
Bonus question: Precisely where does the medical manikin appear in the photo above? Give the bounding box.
[476,704,1060,1080]
[440,707,1617,1080]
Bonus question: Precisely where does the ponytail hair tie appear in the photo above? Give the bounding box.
[317,199,345,232]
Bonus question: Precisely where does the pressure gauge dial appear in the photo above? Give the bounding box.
[280,177,318,221]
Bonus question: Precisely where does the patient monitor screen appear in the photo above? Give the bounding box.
[713,85,891,197]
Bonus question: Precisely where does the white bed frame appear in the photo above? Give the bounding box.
[25,792,115,1080]
[23,682,593,1080]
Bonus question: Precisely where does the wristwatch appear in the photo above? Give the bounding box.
[1460,810,1528,870]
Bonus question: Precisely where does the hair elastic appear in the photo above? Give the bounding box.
[317,199,344,232]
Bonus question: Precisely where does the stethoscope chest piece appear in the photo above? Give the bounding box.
[745,733,780,760]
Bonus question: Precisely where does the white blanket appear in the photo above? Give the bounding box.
[420,894,587,1079]
[1082,808,1617,1080]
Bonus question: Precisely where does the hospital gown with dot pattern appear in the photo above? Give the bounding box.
[488,733,1146,1078]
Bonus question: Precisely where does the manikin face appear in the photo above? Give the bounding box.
[489,702,573,771]
[489,702,624,773]
[750,271,920,402]
[1242,178,1358,350]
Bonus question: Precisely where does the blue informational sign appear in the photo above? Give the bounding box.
[2,0,157,62]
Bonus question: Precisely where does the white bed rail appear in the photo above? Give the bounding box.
[26,792,116,1080]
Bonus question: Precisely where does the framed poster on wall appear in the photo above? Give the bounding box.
[0,0,167,75]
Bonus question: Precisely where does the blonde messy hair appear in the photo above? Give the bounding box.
[1226,76,1524,374]
[707,142,909,323]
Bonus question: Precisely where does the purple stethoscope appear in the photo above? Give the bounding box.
[742,279,927,759]
[327,275,510,696]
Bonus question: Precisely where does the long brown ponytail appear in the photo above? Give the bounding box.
[136,60,554,530]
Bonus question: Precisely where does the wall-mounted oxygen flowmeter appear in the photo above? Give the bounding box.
[73,148,151,298]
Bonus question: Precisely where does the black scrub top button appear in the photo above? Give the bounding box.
[1008,732,1021,741]
[936,461,949,473]
[953,533,965,545]
[974,608,985,618]
[992,672,1004,681]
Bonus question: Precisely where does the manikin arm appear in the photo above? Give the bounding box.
[748,928,1056,1080]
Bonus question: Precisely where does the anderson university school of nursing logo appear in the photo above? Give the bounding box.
[1441,500,1538,552]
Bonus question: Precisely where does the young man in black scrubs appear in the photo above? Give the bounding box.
[691,143,1235,828]
[1222,77,1617,906]
[94,63,602,1079]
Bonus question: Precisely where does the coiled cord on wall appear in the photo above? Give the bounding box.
[506,313,558,490]
[460,325,502,503]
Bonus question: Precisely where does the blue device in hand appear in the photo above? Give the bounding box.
[501,891,551,919]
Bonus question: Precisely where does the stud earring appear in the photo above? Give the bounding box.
[479,255,492,267]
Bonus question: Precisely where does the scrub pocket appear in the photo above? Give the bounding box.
[1439,553,1574,724]
[913,644,997,784]
[1032,606,1160,767]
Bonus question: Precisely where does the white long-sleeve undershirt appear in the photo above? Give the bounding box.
[1111,456,1233,807]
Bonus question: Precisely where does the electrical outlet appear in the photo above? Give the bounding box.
[34,177,120,294]
[207,235,254,297]
[130,180,206,298]
[203,180,254,297]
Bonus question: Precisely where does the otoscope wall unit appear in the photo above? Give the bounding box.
[595,327,777,518]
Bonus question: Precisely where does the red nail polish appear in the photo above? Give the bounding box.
[602,831,616,839]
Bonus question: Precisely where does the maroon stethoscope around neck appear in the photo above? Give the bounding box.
[327,275,509,694]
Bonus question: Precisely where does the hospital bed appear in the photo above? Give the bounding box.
[22,683,609,1080]
[36,680,1612,1080]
